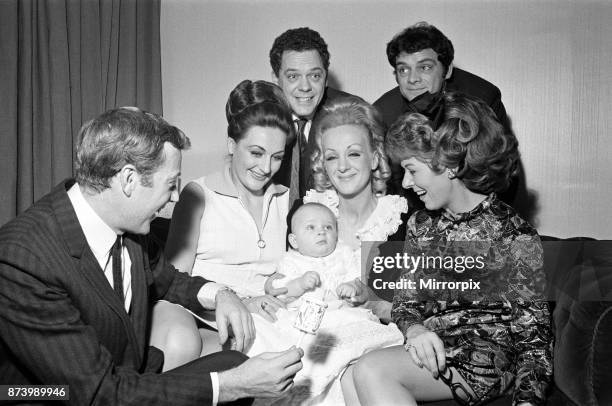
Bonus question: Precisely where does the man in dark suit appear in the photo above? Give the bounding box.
[374,22,518,212]
[373,21,509,131]
[269,27,352,207]
[0,107,303,405]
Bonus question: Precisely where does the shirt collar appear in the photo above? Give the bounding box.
[441,193,496,223]
[292,113,310,123]
[67,183,118,262]
[206,160,288,198]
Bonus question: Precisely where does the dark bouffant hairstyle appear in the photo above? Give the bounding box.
[75,107,190,192]
[310,96,391,195]
[385,92,519,194]
[386,22,454,72]
[269,27,330,76]
[225,80,294,142]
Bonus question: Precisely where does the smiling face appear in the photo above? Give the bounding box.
[395,48,452,101]
[274,50,327,119]
[289,204,338,257]
[125,142,182,234]
[401,157,453,211]
[321,124,377,198]
[229,125,287,196]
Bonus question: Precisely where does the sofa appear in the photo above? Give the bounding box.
[150,218,612,405]
[422,236,612,406]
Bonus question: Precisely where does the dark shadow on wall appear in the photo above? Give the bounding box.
[326,71,343,91]
[502,114,540,226]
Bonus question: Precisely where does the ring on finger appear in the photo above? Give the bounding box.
[404,343,415,351]
[261,301,268,310]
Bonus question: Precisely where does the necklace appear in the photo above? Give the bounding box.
[236,191,266,250]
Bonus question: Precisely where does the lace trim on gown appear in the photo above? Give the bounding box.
[304,189,408,243]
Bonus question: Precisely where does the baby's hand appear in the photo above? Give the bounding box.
[336,281,358,302]
[299,271,321,291]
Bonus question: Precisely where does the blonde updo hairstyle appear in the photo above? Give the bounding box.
[310,96,391,195]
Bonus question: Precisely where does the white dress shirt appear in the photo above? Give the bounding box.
[67,183,221,405]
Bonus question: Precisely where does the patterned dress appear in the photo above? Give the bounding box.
[392,194,552,406]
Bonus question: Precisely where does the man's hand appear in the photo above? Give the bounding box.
[403,324,446,378]
[244,295,286,322]
[215,289,255,352]
[217,347,304,402]
[264,272,289,297]
[298,271,321,291]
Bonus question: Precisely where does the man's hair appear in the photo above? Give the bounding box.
[386,22,454,72]
[75,107,190,192]
[385,92,518,195]
[225,80,294,142]
[310,95,391,195]
[269,27,330,76]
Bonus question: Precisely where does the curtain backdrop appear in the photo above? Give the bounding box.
[0,0,162,226]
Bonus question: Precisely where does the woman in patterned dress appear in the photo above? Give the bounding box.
[344,93,552,406]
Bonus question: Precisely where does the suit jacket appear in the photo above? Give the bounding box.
[0,180,245,405]
[373,67,509,131]
[273,86,353,198]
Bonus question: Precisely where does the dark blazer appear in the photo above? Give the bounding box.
[0,180,246,405]
[373,67,509,131]
[274,86,353,198]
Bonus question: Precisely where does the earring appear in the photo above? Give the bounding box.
[447,169,456,179]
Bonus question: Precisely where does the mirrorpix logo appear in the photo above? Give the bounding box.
[370,252,484,292]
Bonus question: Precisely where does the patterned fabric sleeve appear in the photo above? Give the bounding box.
[391,296,426,337]
[390,218,427,337]
[507,234,553,406]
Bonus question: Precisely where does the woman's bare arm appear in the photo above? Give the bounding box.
[165,182,206,274]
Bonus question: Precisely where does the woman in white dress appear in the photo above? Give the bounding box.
[149,79,295,370]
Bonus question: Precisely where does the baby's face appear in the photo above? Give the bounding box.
[290,205,338,258]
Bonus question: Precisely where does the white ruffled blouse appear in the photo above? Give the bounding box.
[303,189,408,244]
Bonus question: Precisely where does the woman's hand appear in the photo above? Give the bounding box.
[244,295,286,322]
[403,324,446,378]
[264,272,289,297]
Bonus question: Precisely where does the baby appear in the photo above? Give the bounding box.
[271,202,362,304]
[248,203,404,402]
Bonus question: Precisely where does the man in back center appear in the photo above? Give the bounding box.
[270,27,352,207]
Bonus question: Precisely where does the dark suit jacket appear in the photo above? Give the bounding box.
[274,86,353,198]
[373,67,509,131]
[374,68,517,213]
[0,180,246,405]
